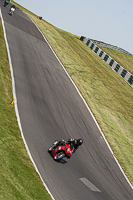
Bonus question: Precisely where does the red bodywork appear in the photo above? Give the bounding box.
[51,143,73,159]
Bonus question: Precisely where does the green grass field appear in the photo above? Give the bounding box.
[0,0,133,198]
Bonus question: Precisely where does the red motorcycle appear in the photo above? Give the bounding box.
[48,140,73,161]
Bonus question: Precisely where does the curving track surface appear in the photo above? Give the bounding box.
[0,1,133,199]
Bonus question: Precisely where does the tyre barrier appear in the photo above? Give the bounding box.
[85,38,133,57]
[80,36,133,88]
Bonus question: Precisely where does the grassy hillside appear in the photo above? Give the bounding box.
[0,1,132,199]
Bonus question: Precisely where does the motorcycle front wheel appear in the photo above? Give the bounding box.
[48,146,53,152]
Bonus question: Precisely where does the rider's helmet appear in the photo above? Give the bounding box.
[77,138,83,146]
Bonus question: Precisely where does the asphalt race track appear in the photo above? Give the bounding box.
[0,1,133,199]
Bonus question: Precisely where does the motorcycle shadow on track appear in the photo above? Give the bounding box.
[56,159,67,164]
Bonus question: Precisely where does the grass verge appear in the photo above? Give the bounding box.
[0,16,51,200]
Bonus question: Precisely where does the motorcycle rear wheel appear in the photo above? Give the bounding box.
[54,151,65,161]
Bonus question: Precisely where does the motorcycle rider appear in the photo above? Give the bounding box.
[4,0,10,7]
[52,138,83,155]
[9,4,16,15]
[9,4,16,11]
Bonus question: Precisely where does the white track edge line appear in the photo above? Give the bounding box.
[30,16,133,190]
[0,8,55,200]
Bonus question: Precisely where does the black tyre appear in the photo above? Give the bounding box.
[54,151,65,161]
